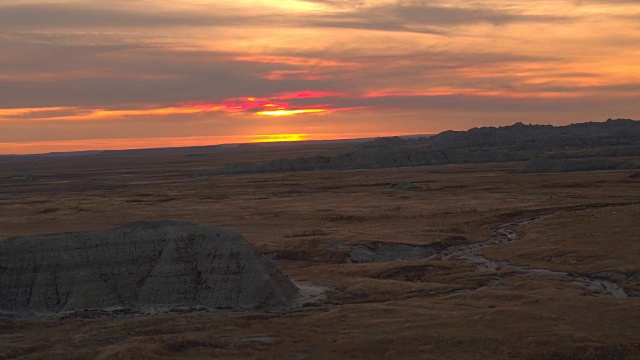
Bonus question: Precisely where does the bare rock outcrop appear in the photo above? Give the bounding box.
[0,221,299,313]
[385,182,418,190]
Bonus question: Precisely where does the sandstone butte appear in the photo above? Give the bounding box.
[0,221,299,313]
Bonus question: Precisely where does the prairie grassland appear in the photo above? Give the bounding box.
[1,146,639,359]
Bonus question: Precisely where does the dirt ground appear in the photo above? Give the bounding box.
[1,145,639,359]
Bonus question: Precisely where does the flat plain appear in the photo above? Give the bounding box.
[1,142,639,359]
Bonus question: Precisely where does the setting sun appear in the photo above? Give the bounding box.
[251,133,309,142]
[256,109,327,117]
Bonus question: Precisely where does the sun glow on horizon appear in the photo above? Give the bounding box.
[256,109,327,116]
[0,131,419,155]
[251,133,309,143]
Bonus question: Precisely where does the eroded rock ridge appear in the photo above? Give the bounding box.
[218,119,640,174]
[0,221,299,313]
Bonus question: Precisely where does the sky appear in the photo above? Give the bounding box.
[1,0,639,154]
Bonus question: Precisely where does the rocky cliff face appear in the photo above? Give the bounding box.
[424,118,640,150]
[0,221,299,313]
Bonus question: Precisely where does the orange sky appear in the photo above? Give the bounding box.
[1,0,639,154]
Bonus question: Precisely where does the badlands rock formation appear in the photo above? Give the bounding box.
[0,221,299,313]
[217,118,640,174]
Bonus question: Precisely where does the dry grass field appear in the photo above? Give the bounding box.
[1,143,639,359]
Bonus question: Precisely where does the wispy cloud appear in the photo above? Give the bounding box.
[304,2,571,35]
[0,3,262,29]
[0,90,362,123]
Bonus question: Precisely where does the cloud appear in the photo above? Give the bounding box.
[303,2,571,35]
[0,38,344,108]
[0,36,561,110]
[0,0,639,153]
[0,1,571,35]
[0,3,259,29]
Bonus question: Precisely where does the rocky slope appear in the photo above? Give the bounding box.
[218,118,640,174]
[0,221,299,313]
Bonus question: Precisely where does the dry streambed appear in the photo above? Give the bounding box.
[282,202,638,299]
[437,213,630,298]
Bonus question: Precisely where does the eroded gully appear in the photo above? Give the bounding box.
[432,202,640,298]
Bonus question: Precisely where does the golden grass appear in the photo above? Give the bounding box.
[1,146,640,359]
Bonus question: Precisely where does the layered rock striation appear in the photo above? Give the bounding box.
[217,118,640,174]
[0,221,298,313]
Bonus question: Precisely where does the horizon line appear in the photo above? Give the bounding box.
[1,117,635,157]
[0,132,435,157]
